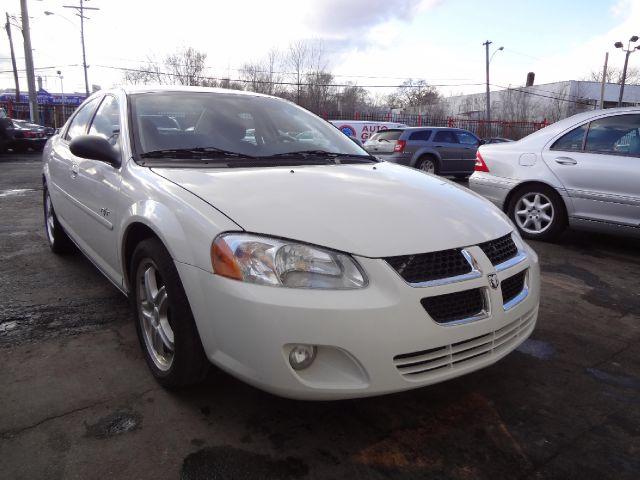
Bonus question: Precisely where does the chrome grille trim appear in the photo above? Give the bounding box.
[393,309,536,381]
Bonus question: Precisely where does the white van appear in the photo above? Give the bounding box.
[329,120,407,144]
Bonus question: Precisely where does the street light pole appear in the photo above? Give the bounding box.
[615,36,639,107]
[57,70,65,127]
[20,0,39,123]
[4,12,20,103]
[619,50,631,107]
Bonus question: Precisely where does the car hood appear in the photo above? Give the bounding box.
[151,162,512,257]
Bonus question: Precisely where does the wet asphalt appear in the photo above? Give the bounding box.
[1,152,639,480]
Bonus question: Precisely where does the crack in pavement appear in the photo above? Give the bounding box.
[0,386,160,440]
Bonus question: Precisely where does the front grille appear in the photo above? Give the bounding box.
[501,270,527,304]
[420,288,485,324]
[385,248,471,283]
[393,308,537,380]
[479,234,518,266]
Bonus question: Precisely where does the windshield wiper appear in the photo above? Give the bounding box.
[259,150,378,163]
[139,147,256,160]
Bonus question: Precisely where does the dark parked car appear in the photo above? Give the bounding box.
[5,119,49,152]
[364,127,480,178]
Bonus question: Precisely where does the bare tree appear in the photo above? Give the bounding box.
[165,47,208,86]
[587,66,640,85]
[387,80,443,115]
[239,49,283,95]
[123,57,167,85]
[287,40,310,104]
[123,47,220,87]
[336,83,370,112]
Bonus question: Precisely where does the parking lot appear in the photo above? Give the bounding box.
[1,152,639,480]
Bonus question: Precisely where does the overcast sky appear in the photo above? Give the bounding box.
[2,0,639,98]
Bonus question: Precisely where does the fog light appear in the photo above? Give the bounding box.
[289,345,317,370]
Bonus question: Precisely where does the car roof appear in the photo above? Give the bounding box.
[517,106,640,146]
[113,84,274,99]
[400,126,475,134]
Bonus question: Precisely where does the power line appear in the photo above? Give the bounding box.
[96,55,475,82]
[0,64,82,74]
[94,64,485,89]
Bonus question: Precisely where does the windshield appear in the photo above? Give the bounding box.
[130,92,370,164]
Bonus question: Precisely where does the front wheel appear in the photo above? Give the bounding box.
[507,185,566,241]
[131,238,209,388]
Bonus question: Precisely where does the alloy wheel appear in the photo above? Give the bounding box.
[137,260,175,371]
[45,193,55,243]
[514,192,554,234]
[419,159,435,174]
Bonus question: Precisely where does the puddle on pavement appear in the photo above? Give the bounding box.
[517,338,555,360]
[0,188,36,197]
[181,446,308,480]
[586,368,640,390]
[84,411,142,439]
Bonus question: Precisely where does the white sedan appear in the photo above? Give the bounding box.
[42,86,540,400]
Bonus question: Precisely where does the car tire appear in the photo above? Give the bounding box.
[43,185,75,254]
[507,184,567,241]
[131,237,209,389]
[416,156,439,175]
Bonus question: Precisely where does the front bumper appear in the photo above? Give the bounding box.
[177,240,540,400]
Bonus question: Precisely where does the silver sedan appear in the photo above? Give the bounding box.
[469,107,640,240]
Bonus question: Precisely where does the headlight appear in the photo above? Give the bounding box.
[211,233,367,289]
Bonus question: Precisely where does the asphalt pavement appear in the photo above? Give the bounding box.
[1,152,639,479]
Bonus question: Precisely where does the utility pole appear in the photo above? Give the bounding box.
[599,52,608,109]
[4,13,20,103]
[20,0,39,123]
[64,0,99,96]
[483,40,492,125]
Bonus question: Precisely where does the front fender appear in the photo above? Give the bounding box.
[118,192,241,291]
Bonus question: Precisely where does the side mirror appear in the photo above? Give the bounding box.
[70,135,121,167]
[478,139,486,146]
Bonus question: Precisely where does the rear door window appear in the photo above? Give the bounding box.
[408,130,432,141]
[551,124,587,152]
[433,130,459,143]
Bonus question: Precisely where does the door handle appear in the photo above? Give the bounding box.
[435,145,443,148]
[70,163,79,178]
[555,157,577,165]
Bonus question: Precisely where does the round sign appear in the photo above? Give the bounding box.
[338,124,356,137]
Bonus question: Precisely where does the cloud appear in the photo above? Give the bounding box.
[302,0,441,50]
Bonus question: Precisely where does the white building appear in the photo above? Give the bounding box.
[443,80,640,122]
